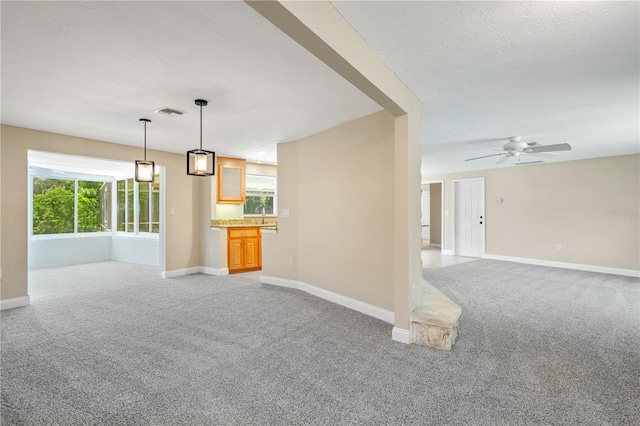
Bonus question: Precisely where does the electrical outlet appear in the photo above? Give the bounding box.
[288,256,294,265]
[556,243,562,251]
[281,209,290,218]
[209,248,213,255]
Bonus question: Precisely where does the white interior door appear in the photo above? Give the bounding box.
[454,179,484,257]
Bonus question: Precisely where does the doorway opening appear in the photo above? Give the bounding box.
[421,180,444,268]
[27,151,166,287]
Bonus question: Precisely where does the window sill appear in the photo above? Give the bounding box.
[30,232,113,241]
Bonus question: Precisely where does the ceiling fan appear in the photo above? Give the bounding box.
[465,136,572,165]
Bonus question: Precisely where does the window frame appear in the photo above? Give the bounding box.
[115,176,160,239]
[243,174,277,216]
[29,167,114,239]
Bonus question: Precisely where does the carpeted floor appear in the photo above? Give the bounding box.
[1,260,638,425]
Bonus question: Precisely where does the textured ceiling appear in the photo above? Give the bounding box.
[334,1,639,174]
[1,1,381,165]
[2,1,638,175]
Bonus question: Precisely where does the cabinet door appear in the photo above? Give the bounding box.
[217,157,246,204]
[228,239,244,271]
[243,237,260,269]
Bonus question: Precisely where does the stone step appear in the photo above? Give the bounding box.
[410,282,462,351]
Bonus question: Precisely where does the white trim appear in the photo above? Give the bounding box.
[261,275,395,324]
[484,254,640,278]
[261,275,299,289]
[392,327,410,344]
[441,249,454,256]
[162,266,201,278]
[430,243,441,248]
[1,296,30,310]
[201,266,229,276]
[452,177,485,258]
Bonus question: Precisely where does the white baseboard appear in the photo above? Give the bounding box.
[161,266,201,278]
[441,249,454,255]
[430,243,441,248]
[261,275,395,324]
[392,327,410,344]
[261,275,299,289]
[200,267,229,276]
[484,254,640,278]
[1,296,30,310]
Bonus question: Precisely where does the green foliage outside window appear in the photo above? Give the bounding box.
[33,180,74,234]
[244,196,274,215]
[32,178,110,235]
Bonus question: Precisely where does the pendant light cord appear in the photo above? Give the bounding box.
[199,103,203,150]
[143,121,147,161]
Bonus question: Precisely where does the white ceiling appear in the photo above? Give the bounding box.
[1,1,381,165]
[334,1,639,174]
[2,1,639,175]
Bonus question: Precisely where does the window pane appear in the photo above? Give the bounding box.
[152,174,160,233]
[117,180,126,231]
[77,180,107,233]
[127,178,134,232]
[32,178,75,234]
[244,175,276,215]
[139,182,150,233]
[244,196,274,215]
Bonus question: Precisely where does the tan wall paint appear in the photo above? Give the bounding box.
[246,0,422,330]
[246,163,277,177]
[430,183,442,245]
[263,111,395,310]
[424,155,640,270]
[262,142,299,281]
[1,125,205,300]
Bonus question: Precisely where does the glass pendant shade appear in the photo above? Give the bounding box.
[135,160,155,182]
[135,118,154,183]
[187,149,214,176]
[187,99,215,176]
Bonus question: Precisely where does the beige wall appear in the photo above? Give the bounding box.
[248,0,422,330]
[424,154,640,270]
[263,111,395,310]
[1,125,205,300]
[430,183,442,245]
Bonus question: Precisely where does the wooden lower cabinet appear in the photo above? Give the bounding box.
[228,227,261,273]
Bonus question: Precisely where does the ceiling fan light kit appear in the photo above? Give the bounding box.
[465,136,572,166]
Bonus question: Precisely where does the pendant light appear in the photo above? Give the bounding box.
[135,118,154,182]
[187,99,215,176]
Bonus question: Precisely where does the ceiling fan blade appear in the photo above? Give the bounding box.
[465,153,505,161]
[495,155,510,165]
[524,143,572,153]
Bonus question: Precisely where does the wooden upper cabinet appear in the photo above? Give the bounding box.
[217,157,246,204]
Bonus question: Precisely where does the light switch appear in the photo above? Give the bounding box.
[281,209,290,218]
[170,208,175,216]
